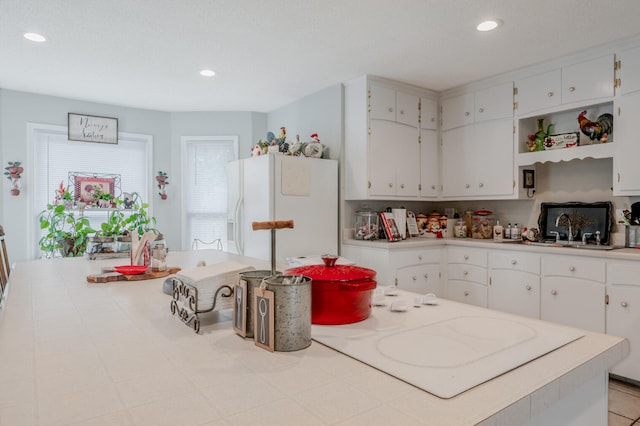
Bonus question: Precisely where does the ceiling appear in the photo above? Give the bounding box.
[2,0,640,113]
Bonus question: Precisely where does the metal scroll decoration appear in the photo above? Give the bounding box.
[170,278,234,333]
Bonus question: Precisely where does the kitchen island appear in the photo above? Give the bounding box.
[0,250,628,425]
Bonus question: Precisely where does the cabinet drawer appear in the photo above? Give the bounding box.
[607,262,640,286]
[447,247,487,267]
[489,251,540,274]
[542,255,605,282]
[390,248,442,269]
[447,264,487,285]
[447,280,488,307]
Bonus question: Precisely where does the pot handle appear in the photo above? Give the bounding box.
[338,280,377,292]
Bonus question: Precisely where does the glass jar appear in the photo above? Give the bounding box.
[454,220,467,238]
[354,210,379,240]
[471,209,496,239]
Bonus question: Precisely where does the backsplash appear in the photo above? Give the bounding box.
[344,158,640,246]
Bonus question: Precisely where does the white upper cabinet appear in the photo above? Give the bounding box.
[475,81,514,122]
[442,83,513,131]
[395,91,420,127]
[368,83,396,121]
[441,93,475,130]
[516,54,614,116]
[369,83,420,127]
[562,54,614,104]
[613,91,640,194]
[420,97,438,130]
[516,69,562,115]
[419,129,439,198]
[617,45,640,96]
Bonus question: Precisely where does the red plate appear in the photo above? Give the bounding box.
[113,265,149,275]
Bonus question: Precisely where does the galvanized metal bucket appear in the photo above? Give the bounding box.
[238,270,279,338]
[262,274,312,352]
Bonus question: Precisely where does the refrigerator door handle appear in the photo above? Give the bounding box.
[235,197,243,255]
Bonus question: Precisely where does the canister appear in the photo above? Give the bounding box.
[471,209,495,239]
[261,274,312,352]
[354,210,379,240]
[237,270,279,338]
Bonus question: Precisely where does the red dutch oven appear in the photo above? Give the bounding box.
[285,257,377,325]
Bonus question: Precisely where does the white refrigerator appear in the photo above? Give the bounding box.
[227,154,338,264]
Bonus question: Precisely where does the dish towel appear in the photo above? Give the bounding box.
[174,262,255,311]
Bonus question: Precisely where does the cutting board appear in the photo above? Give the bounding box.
[87,267,181,283]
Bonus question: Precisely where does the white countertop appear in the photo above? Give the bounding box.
[0,251,628,425]
[344,236,640,260]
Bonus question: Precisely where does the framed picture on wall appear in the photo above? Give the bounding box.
[68,113,118,144]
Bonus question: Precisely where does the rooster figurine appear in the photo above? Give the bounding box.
[577,110,613,142]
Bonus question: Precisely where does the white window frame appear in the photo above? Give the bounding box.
[180,135,239,250]
[27,122,153,258]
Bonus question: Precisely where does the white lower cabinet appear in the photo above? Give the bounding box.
[606,262,640,382]
[341,243,442,292]
[396,263,442,294]
[488,251,540,319]
[541,255,606,333]
[446,247,487,307]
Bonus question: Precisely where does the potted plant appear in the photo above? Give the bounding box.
[39,203,96,257]
[4,161,23,196]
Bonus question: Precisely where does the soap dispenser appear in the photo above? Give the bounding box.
[493,220,504,240]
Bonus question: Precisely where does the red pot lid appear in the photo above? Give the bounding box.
[474,209,492,215]
[285,264,376,282]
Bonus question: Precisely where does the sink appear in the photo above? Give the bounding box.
[525,241,616,250]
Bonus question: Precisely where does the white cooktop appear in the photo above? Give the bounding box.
[312,292,583,399]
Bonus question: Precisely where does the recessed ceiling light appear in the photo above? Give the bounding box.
[200,69,216,77]
[24,32,47,42]
[476,19,502,32]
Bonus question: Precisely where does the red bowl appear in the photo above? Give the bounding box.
[285,264,376,325]
[113,265,149,275]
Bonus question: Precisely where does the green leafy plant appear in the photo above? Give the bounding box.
[39,204,96,257]
[121,192,158,236]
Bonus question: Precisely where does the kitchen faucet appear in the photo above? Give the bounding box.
[555,213,573,242]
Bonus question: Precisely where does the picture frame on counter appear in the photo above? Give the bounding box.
[68,113,118,144]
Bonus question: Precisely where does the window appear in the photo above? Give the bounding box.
[30,123,151,258]
[182,136,238,250]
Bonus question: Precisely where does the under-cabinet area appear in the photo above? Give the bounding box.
[342,239,640,383]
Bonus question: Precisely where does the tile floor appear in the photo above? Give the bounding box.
[609,378,640,425]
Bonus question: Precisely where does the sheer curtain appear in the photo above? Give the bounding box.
[183,136,238,250]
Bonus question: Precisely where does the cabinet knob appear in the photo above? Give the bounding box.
[412,276,417,281]
[569,266,575,272]
[478,182,484,188]
[431,185,436,190]
[464,255,469,260]
[400,109,405,115]
[568,86,575,92]
[418,255,423,261]
[465,183,470,189]
[388,107,393,112]
[400,183,405,189]
[547,91,554,97]
[551,290,558,296]
[431,117,435,122]
[478,108,484,113]
[511,259,517,265]
[463,270,469,276]
[388,183,393,188]
[465,112,470,117]
[621,301,628,308]
[525,285,532,291]
[424,273,429,279]
[464,291,469,296]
